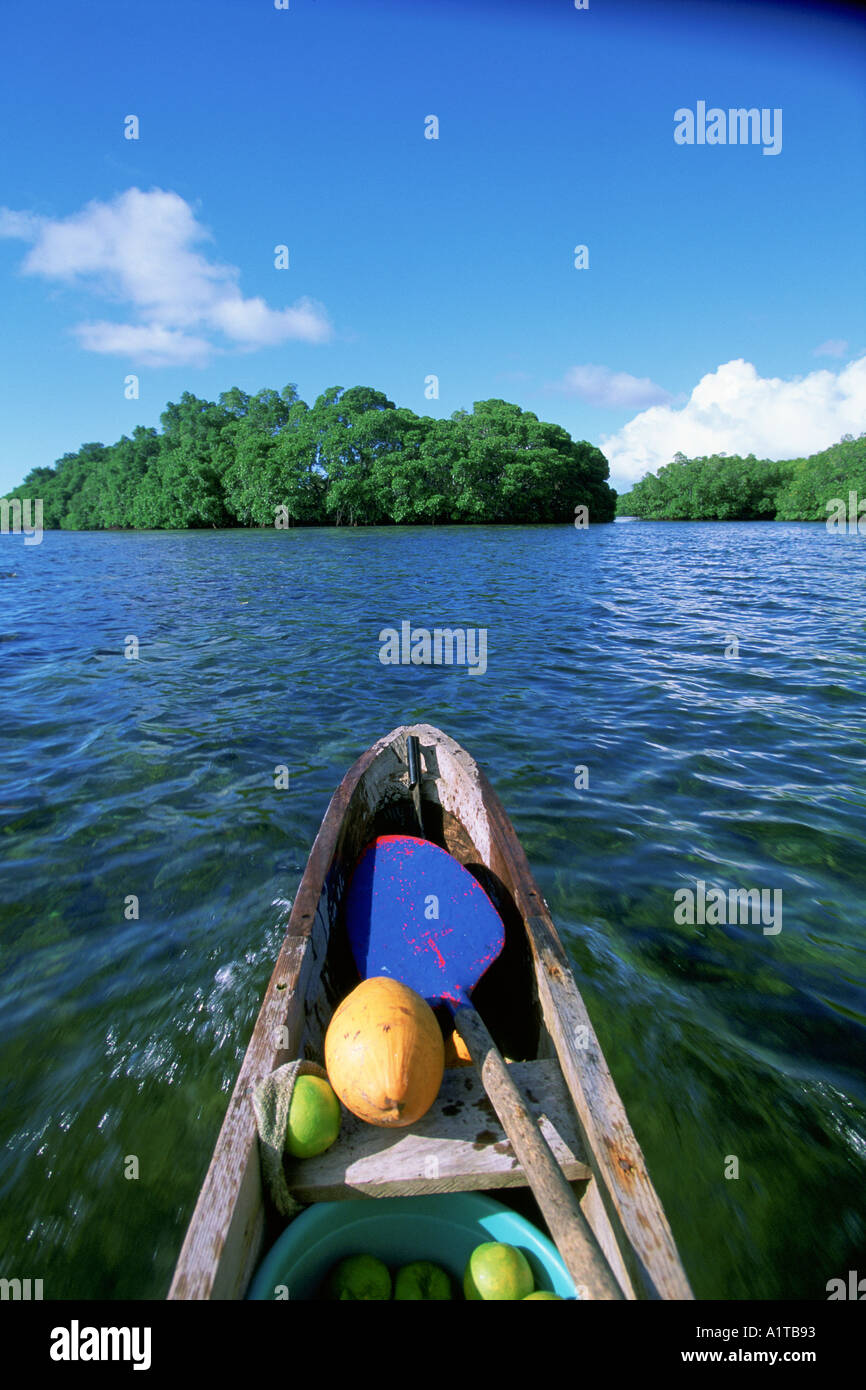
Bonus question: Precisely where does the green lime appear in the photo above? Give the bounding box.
[285,1074,341,1158]
[394,1261,453,1300]
[463,1242,535,1301]
[523,1290,563,1299]
[324,1254,392,1300]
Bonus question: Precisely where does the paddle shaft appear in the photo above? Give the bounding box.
[453,1004,624,1301]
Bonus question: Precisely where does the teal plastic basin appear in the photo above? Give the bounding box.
[247,1193,578,1300]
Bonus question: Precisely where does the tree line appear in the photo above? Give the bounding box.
[2,385,617,529]
[616,436,866,521]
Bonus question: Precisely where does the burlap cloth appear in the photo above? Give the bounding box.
[251,1059,330,1218]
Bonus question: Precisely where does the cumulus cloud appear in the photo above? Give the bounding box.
[547,364,672,409]
[209,295,331,348]
[602,357,866,484]
[0,188,333,365]
[73,322,215,366]
[813,339,849,358]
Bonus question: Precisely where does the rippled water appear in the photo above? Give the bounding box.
[1,522,864,1299]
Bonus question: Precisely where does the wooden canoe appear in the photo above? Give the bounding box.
[168,723,693,1300]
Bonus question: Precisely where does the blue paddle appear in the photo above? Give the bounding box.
[345,833,623,1300]
[345,833,503,1009]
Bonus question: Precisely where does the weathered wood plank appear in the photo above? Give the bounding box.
[579,1174,636,1300]
[286,1059,591,1202]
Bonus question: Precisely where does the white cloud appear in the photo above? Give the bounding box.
[209,294,332,347]
[548,364,671,409]
[74,322,215,367]
[813,339,849,358]
[0,187,333,365]
[603,357,866,484]
[0,209,43,239]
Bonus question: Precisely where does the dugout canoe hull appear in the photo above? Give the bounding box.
[167,723,692,1301]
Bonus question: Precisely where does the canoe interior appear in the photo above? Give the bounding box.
[168,724,693,1302]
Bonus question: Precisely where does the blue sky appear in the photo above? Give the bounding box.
[1,0,864,496]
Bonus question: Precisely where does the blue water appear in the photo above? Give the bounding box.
[1,522,864,1298]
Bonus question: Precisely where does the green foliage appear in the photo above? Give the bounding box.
[1,384,617,529]
[616,436,866,521]
[773,436,866,521]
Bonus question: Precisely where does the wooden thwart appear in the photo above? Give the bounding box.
[285,1059,592,1202]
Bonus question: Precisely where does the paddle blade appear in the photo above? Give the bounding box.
[345,834,505,1008]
